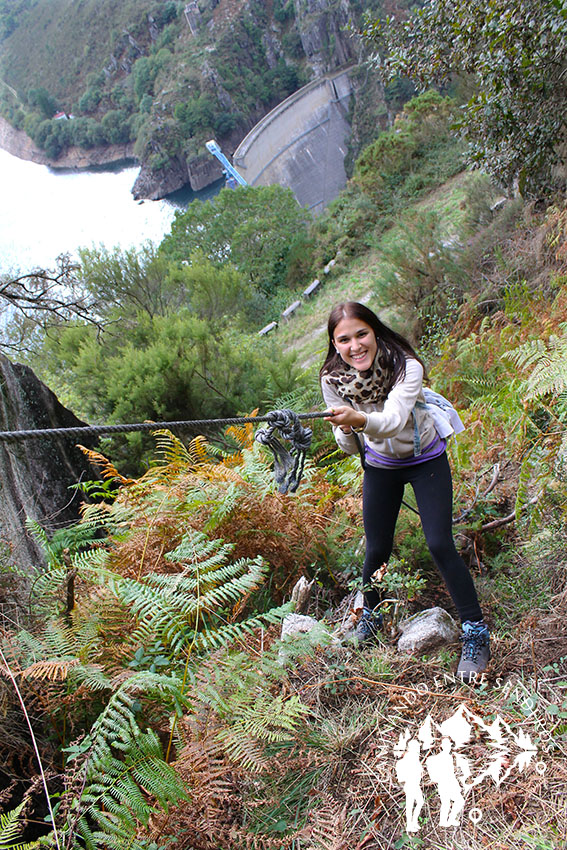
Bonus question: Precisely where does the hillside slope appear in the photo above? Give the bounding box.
[0,0,393,199]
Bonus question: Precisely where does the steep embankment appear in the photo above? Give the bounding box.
[273,172,471,367]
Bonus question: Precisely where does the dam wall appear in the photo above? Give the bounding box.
[233,67,354,214]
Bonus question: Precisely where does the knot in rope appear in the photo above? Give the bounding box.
[255,409,313,494]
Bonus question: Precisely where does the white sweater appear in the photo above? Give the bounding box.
[321,358,437,462]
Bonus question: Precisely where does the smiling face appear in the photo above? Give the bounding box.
[333,316,378,372]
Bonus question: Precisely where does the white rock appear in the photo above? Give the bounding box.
[397,607,459,653]
[281,613,320,639]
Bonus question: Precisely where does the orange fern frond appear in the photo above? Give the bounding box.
[195,463,246,484]
[188,435,212,464]
[308,798,350,850]
[224,409,259,453]
[77,445,135,484]
[21,658,80,681]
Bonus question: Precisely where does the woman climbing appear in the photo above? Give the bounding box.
[320,301,490,683]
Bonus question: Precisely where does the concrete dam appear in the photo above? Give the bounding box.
[233,67,354,215]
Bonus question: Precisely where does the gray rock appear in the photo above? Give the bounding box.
[201,60,234,111]
[131,154,190,200]
[261,30,282,69]
[281,613,320,639]
[0,354,99,569]
[186,152,223,192]
[293,0,358,76]
[397,607,460,654]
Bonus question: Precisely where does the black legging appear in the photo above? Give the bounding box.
[362,452,483,623]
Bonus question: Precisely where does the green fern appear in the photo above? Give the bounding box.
[79,500,137,533]
[69,546,110,577]
[0,803,37,850]
[509,328,567,400]
[195,603,290,653]
[190,645,311,765]
[203,481,242,531]
[61,673,188,850]
[25,516,106,570]
[108,530,289,657]
[12,618,111,702]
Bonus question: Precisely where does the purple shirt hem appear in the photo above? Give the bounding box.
[365,434,447,468]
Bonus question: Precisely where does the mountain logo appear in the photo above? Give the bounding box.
[393,704,540,832]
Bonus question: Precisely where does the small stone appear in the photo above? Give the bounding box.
[397,607,459,653]
[281,613,320,639]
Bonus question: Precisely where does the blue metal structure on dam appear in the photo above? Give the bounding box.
[205,139,248,188]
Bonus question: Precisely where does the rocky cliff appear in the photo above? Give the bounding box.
[132,149,224,200]
[293,0,359,77]
[0,354,99,570]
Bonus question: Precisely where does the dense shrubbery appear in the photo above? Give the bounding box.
[310,90,465,263]
[367,0,567,193]
[353,91,462,208]
[0,426,359,847]
[0,0,31,39]
[160,184,312,295]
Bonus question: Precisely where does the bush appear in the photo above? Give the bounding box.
[32,117,72,158]
[78,86,102,115]
[310,91,464,265]
[153,0,177,28]
[27,85,57,118]
[311,184,379,265]
[161,185,310,295]
[175,95,216,136]
[354,91,460,206]
[101,108,132,144]
[379,208,468,342]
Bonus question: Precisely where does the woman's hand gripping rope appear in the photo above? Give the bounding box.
[324,406,367,434]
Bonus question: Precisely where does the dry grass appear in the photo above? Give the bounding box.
[144,588,567,850]
[287,589,567,850]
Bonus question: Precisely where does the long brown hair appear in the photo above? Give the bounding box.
[319,302,427,389]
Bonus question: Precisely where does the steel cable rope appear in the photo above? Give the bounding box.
[0,410,329,442]
[0,409,330,494]
[0,410,429,509]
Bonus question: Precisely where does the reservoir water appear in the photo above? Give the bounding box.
[0,147,222,274]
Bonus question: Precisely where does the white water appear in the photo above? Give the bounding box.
[0,148,186,274]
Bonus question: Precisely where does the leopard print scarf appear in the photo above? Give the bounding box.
[323,351,394,404]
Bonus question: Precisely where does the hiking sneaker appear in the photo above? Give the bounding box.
[457,621,491,684]
[353,607,383,644]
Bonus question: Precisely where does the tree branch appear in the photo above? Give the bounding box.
[1,255,103,348]
[481,494,539,531]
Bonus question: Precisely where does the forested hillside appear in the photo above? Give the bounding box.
[0,0,399,198]
[1,1,566,849]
